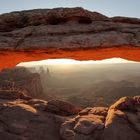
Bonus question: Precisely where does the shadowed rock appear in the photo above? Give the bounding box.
[60,96,140,140]
[0,90,32,100]
[0,7,140,50]
[0,95,139,140]
[46,100,81,116]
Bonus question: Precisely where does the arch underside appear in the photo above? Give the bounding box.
[1,46,140,70]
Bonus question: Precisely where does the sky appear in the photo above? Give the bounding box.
[17,58,137,67]
[0,0,140,18]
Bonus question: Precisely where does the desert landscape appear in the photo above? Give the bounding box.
[0,4,140,140]
[16,58,140,107]
[0,58,140,140]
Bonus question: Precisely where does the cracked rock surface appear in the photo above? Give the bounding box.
[0,7,140,50]
[60,96,140,140]
[0,93,139,140]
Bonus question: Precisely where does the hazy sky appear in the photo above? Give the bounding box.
[0,0,140,18]
[17,58,137,67]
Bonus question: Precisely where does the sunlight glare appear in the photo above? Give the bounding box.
[17,58,137,67]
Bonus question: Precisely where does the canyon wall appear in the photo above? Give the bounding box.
[0,67,45,99]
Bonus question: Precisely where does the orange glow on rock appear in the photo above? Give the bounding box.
[1,46,140,70]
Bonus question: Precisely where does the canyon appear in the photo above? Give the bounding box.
[0,7,140,140]
[0,62,139,140]
[0,67,139,139]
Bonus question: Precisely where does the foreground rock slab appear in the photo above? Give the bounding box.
[0,95,139,140]
[60,96,140,140]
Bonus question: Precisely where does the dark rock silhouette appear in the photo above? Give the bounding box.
[0,7,140,50]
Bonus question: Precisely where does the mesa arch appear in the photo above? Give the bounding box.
[0,7,140,70]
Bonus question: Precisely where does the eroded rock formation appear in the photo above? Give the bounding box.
[0,7,140,70]
[0,91,139,140]
[0,7,140,50]
[0,67,45,99]
[60,96,140,140]
[0,7,140,140]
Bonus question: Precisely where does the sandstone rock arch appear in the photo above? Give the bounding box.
[0,7,140,70]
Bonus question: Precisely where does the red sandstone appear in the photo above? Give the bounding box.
[0,46,140,70]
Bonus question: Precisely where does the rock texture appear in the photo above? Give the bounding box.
[0,98,80,140]
[0,7,140,70]
[0,90,31,100]
[0,8,140,139]
[0,94,139,140]
[0,7,140,50]
[60,96,140,140]
[0,67,45,99]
